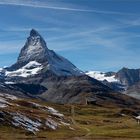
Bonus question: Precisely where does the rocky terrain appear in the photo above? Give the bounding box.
[0,92,71,134]
[86,68,140,99]
[0,97,140,140]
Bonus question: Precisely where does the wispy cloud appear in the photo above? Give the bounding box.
[1,27,60,32]
[118,18,140,27]
[0,0,136,15]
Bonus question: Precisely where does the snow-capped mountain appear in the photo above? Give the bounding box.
[86,71,118,83]
[86,71,126,92]
[8,29,83,76]
[86,68,140,99]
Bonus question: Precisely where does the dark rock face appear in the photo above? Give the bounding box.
[39,75,112,104]
[105,72,116,77]
[0,82,47,99]
[102,80,125,92]
[18,29,50,63]
[10,29,49,70]
[100,68,140,99]
[111,68,140,99]
[115,67,140,87]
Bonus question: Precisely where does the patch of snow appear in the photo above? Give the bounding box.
[120,113,127,117]
[5,61,43,78]
[0,93,17,100]
[27,44,43,56]
[0,93,18,108]
[22,61,41,69]
[4,94,18,100]
[29,102,64,118]
[46,107,64,117]
[86,71,119,83]
[0,103,7,108]
[5,81,15,84]
[0,68,3,72]
[12,113,42,133]
[0,93,5,97]
[0,97,8,108]
[46,118,58,130]
[136,116,140,120]
[60,121,70,126]
[69,127,75,130]
[29,102,42,108]
[0,97,8,103]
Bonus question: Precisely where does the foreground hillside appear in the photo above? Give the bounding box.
[0,93,140,140]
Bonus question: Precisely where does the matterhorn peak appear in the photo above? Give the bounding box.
[26,29,47,47]
[15,29,49,66]
[8,29,83,76]
[30,29,40,37]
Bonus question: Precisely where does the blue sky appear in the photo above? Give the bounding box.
[0,0,140,72]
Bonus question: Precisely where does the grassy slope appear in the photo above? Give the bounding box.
[0,99,140,140]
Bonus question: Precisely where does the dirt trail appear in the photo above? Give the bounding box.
[70,116,92,139]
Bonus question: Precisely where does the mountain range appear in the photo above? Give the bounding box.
[86,68,140,99]
[0,29,139,107]
[0,29,140,138]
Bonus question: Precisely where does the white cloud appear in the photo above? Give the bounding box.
[0,0,136,15]
[2,27,60,32]
[0,41,23,54]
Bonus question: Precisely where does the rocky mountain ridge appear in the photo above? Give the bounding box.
[8,29,83,76]
[86,67,140,99]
